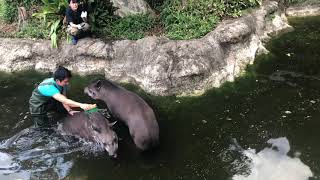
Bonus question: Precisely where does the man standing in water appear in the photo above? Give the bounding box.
[29,66,96,127]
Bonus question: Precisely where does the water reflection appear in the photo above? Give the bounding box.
[268,70,320,88]
[0,127,105,180]
[232,137,313,180]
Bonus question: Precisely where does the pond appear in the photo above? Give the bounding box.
[0,16,320,180]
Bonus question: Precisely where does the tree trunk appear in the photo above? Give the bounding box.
[17,7,28,31]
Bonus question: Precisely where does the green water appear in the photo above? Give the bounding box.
[1,16,320,180]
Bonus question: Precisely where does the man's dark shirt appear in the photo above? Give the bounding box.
[66,7,84,25]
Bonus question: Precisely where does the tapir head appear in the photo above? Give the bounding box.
[88,113,118,158]
[84,80,106,100]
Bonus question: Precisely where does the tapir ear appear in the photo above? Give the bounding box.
[95,80,102,90]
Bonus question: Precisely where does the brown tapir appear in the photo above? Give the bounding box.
[84,79,159,151]
[58,111,118,157]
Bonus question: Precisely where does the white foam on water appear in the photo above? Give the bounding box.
[0,152,30,180]
[233,137,313,180]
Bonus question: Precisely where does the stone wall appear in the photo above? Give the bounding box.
[286,3,320,17]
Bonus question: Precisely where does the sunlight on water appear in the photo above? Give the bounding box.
[232,137,313,180]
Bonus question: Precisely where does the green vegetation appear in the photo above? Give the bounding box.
[0,0,18,23]
[15,18,49,38]
[161,0,261,40]
[83,0,155,40]
[160,0,220,40]
[0,0,41,23]
[110,14,155,40]
[32,0,68,47]
[88,0,115,35]
[1,0,267,44]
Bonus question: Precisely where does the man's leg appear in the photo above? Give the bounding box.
[66,25,80,45]
[31,114,50,127]
[46,99,68,124]
[29,104,51,127]
[80,22,90,32]
[78,22,91,38]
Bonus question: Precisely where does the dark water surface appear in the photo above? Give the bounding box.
[1,16,320,180]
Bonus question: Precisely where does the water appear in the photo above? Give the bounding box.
[0,16,320,180]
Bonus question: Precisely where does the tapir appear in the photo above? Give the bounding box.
[84,79,159,151]
[58,111,118,157]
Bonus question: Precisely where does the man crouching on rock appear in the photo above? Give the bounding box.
[66,0,90,45]
[29,66,96,127]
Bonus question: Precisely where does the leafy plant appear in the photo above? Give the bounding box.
[32,0,67,21]
[49,19,61,47]
[224,0,261,17]
[32,0,68,47]
[86,0,116,34]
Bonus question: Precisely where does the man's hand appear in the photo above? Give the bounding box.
[68,110,80,116]
[76,24,83,29]
[80,103,96,111]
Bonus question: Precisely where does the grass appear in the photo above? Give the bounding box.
[15,18,50,39]
[0,0,268,41]
[160,0,261,40]
[109,14,155,40]
[0,0,17,23]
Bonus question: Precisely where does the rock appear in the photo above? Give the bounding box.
[286,4,320,17]
[110,0,154,17]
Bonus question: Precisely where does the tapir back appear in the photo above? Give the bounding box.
[60,112,93,140]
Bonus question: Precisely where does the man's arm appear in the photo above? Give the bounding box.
[62,103,80,115]
[53,93,96,110]
[69,22,81,28]
[62,103,72,111]
[61,86,70,110]
[61,88,81,115]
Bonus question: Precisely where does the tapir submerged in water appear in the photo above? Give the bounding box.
[84,79,159,151]
[58,111,118,157]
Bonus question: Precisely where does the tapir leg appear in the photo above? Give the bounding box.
[129,128,149,151]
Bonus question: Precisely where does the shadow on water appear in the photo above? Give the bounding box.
[1,16,320,179]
